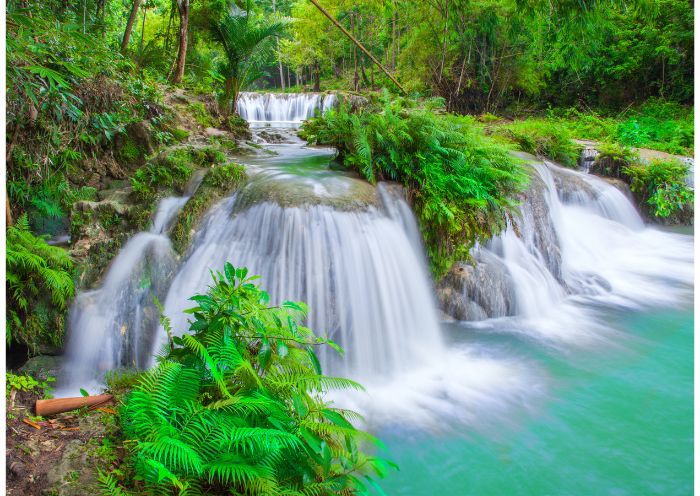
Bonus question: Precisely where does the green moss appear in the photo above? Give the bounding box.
[208,135,239,153]
[187,102,216,128]
[170,127,190,142]
[171,163,246,253]
[116,136,144,164]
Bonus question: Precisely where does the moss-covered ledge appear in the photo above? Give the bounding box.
[170,162,247,254]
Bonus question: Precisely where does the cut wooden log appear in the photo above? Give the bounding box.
[35,394,113,416]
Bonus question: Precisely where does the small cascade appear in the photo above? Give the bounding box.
[439,159,694,342]
[237,92,336,123]
[58,172,205,394]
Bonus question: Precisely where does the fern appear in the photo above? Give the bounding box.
[300,97,529,276]
[6,214,75,350]
[117,264,393,495]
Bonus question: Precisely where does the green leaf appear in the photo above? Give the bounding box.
[224,262,236,283]
[259,338,271,371]
[307,348,322,375]
[79,388,89,397]
[276,340,288,358]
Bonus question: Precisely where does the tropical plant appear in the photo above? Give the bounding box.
[494,119,581,167]
[211,2,288,115]
[624,159,694,219]
[6,215,75,350]
[301,92,528,276]
[103,264,394,495]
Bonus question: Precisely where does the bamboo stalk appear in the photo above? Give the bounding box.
[308,0,406,95]
[35,394,113,416]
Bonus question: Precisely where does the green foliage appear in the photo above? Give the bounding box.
[507,101,693,156]
[170,128,191,142]
[187,102,216,128]
[591,142,638,179]
[211,3,289,115]
[302,93,528,276]
[204,162,246,189]
[6,372,55,399]
[117,137,145,164]
[6,215,75,351]
[113,265,393,495]
[223,114,252,139]
[624,159,693,219]
[494,119,581,167]
[6,4,166,224]
[614,99,694,154]
[130,144,229,202]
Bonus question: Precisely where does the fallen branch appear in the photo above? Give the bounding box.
[35,394,113,417]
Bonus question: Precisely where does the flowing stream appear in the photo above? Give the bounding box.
[60,94,693,494]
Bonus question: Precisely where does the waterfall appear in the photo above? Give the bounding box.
[236,92,336,123]
[58,172,205,394]
[439,160,694,345]
[158,189,443,381]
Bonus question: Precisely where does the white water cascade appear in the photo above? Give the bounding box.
[58,173,205,394]
[440,158,694,346]
[159,187,443,381]
[54,97,692,435]
[236,92,336,124]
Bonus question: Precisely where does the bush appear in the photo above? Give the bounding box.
[302,93,528,276]
[6,215,75,351]
[495,119,581,167]
[106,265,393,495]
[591,142,639,179]
[624,159,694,219]
[130,150,195,201]
[615,100,693,154]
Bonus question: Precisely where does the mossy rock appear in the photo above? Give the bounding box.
[187,101,217,128]
[170,163,247,254]
[224,114,252,140]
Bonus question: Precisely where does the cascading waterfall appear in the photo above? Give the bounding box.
[158,192,443,381]
[58,173,205,394]
[55,95,692,434]
[236,92,336,123]
[439,158,693,346]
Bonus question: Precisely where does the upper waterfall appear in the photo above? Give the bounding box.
[236,92,336,123]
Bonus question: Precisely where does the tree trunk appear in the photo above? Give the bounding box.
[139,3,147,52]
[313,63,321,91]
[121,0,142,54]
[170,0,189,84]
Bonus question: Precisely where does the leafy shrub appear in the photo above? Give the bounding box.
[224,114,252,139]
[204,162,246,189]
[187,102,216,128]
[302,93,528,276]
[130,143,230,201]
[131,152,194,201]
[624,159,694,219]
[496,119,581,167]
[6,215,75,351]
[6,372,55,399]
[591,142,639,179]
[107,264,393,495]
[615,100,693,155]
